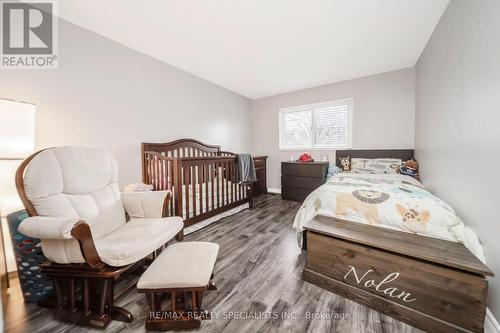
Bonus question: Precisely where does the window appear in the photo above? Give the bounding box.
[279,98,353,150]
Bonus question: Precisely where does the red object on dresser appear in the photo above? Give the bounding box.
[298,152,313,162]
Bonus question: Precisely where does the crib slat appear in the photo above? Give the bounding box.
[158,156,162,190]
[156,155,160,190]
[177,162,182,218]
[225,162,229,205]
[240,183,243,200]
[230,162,233,203]
[231,161,234,204]
[236,164,239,200]
[237,176,240,202]
[144,154,149,184]
[184,166,190,219]
[167,160,171,215]
[148,155,151,187]
[210,164,215,211]
[232,163,236,203]
[164,159,167,190]
[198,164,203,214]
[153,155,157,190]
[159,157,162,189]
[217,163,221,208]
[192,166,197,217]
[165,159,168,185]
[160,159,164,190]
[220,162,224,207]
[205,164,209,213]
[157,156,161,190]
[229,162,233,204]
[151,155,154,189]
[145,154,150,185]
[152,155,157,190]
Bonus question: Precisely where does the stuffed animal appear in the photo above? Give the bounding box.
[399,159,420,180]
[339,156,351,171]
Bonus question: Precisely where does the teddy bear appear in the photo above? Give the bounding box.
[339,156,351,172]
[399,159,420,180]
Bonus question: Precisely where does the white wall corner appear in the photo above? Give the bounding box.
[267,187,281,194]
[486,308,500,333]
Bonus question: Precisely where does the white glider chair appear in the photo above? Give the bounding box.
[15,146,184,328]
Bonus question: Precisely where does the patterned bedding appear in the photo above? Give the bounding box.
[293,173,485,262]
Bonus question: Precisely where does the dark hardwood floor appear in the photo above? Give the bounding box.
[4,194,423,333]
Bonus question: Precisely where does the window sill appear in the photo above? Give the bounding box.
[279,146,352,151]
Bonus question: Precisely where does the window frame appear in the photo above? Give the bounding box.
[278,98,353,151]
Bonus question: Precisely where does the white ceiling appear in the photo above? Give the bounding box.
[57,0,449,99]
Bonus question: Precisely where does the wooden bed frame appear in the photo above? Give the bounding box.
[303,149,494,333]
[142,138,255,227]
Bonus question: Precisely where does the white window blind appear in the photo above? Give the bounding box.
[279,98,353,150]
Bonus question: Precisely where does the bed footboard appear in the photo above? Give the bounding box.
[303,216,494,333]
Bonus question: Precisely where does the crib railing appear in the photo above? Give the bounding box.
[143,151,252,226]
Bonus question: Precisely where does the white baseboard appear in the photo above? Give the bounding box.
[486,308,500,333]
[267,187,281,194]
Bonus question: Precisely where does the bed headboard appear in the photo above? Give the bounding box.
[142,138,221,158]
[335,149,414,168]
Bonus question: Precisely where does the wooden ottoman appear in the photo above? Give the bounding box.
[137,242,219,330]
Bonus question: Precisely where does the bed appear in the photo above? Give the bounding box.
[142,139,254,227]
[298,149,494,333]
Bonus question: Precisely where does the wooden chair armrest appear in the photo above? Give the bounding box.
[71,221,104,269]
[161,192,184,241]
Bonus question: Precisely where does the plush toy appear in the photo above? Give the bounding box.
[339,155,351,171]
[399,159,420,180]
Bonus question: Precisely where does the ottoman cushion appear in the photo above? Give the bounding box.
[137,241,219,290]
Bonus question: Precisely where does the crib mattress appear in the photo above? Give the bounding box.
[174,178,245,219]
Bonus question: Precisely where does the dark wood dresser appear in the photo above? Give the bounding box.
[252,156,268,196]
[281,161,329,201]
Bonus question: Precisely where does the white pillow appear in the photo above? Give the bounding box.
[350,158,401,174]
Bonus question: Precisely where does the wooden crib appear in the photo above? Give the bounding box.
[142,138,254,227]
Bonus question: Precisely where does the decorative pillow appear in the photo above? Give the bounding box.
[350,158,402,174]
[338,155,351,171]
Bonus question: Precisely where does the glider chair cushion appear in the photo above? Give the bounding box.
[18,147,183,266]
[95,217,183,266]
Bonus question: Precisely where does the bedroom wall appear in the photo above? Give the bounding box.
[0,19,252,189]
[415,0,500,319]
[250,68,416,190]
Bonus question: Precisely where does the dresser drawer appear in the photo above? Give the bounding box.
[256,167,265,178]
[281,187,314,201]
[281,163,327,178]
[254,158,266,168]
[281,176,324,190]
